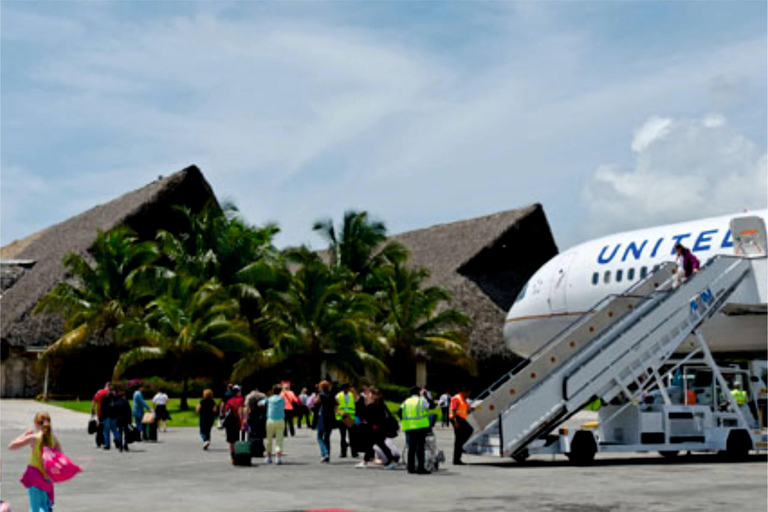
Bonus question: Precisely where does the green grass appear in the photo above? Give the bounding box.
[48,398,203,428]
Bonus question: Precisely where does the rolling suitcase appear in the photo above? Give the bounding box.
[233,441,252,466]
[147,421,158,442]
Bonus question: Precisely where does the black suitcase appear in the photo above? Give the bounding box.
[250,437,265,458]
[233,441,252,466]
[146,421,158,442]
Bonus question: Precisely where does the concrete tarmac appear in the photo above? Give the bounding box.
[1,400,766,512]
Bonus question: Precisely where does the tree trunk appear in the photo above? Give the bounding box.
[180,375,189,411]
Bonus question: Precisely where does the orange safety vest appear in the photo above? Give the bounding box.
[450,393,468,420]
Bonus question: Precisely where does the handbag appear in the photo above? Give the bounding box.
[42,446,82,483]
[142,411,156,424]
[341,414,355,428]
[87,418,98,434]
[125,424,141,444]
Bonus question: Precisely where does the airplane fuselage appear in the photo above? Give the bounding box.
[504,210,768,358]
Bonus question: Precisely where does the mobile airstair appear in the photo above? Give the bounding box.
[464,253,765,462]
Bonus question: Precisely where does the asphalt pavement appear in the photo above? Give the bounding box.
[1,400,766,512]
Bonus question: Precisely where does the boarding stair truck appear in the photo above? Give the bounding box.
[464,216,767,464]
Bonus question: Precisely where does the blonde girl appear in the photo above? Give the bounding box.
[8,412,60,512]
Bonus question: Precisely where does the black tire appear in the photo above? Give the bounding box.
[725,430,752,461]
[512,449,530,464]
[567,431,597,465]
[659,451,679,458]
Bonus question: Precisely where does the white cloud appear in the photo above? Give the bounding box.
[631,116,673,153]
[583,114,767,235]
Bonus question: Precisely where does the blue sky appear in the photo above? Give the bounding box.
[2,1,766,250]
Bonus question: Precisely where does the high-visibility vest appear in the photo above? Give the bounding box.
[450,393,469,420]
[335,392,356,421]
[731,388,747,406]
[400,396,430,431]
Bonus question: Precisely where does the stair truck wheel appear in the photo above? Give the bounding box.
[659,451,679,458]
[512,449,529,464]
[725,430,752,461]
[566,431,597,465]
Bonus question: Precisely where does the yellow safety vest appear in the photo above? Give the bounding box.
[731,388,747,406]
[400,396,431,431]
[335,392,356,421]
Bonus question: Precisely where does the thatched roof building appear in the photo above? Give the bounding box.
[390,204,558,360]
[0,165,216,397]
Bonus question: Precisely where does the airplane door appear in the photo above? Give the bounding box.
[549,251,577,314]
[730,216,767,257]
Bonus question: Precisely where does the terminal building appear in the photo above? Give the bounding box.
[0,166,558,397]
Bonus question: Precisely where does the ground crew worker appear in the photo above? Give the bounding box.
[398,386,434,474]
[450,386,472,465]
[731,382,747,405]
[335,383,356,458]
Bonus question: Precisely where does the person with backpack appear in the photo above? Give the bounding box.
[356,388,397,469]
[260,384,287,465]
[101,386,123,451]
[113,388,133,452]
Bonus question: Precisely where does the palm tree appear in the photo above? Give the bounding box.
[34,227,161,360]
[157,204,288,344]
[232,248,387,383]
[114,276,255,410]
[378,262,475,383]
[313,210,407,291]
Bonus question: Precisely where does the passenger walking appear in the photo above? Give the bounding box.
[196,389,217,450]
[421,387,437,428]
[357,389,397,469]
[8,412,62,512]
[297,387,311,429]
[450,386,472,465]
[306,385,319,429]
[152,389,170,432]
[218,383,234,428]
[399,386,435,474]
[114,388,133,452]
[260,384,287,465]
[673,243,700,286]
[335,383,356,458]
[132,385,150,439]
[314,380,336,463]
[280,382,299,437]
[438,391,451,428]
[224,386,245,464]
[90,382,111,446]
[101,386,123,451]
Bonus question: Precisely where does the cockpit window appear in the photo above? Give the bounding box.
[514,283,528,303]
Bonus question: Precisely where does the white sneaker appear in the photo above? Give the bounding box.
[276,455,282,465]
[355,461,368,468]
[203,441,210,450]
[264,456,273,464]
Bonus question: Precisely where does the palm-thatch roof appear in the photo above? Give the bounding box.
[0,165,216,350]
[390,204,558,359]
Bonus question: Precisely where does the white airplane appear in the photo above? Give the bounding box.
[504,210,768,358]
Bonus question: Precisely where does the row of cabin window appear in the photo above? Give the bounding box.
[591,264,661,285]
